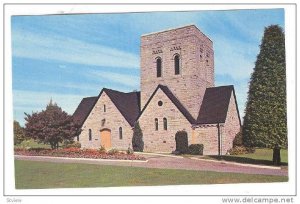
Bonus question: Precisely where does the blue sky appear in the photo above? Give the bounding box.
[11,9,285,126]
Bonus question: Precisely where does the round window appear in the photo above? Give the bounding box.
[158,101,163,106]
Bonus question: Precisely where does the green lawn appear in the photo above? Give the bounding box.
[232,148,288,163]
[207,148,288,166]
[15,160,288,189]
[15,139,51,149]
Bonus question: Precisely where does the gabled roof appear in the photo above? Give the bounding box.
[103,88,140,126]
[73,96,98,126]
[137,85,195,124]
[72,88,140,127]
[196,85,241,125]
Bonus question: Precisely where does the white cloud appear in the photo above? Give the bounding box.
[213,34,258,80]
[13,90,85,114]
[22,80,103,92]
[87,70,140,88]
[12,29,139,69]
[13,90,88,126]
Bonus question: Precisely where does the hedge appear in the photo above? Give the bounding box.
[188,144,204,155]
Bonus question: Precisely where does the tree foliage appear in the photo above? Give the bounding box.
[175,130,189,154]
[233,130,243,147]
[24,100,81,149]
[243,25,287,148]
[14,120,25,145]
[132,122,144,152]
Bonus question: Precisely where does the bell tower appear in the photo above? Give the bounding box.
[140,25,214,119]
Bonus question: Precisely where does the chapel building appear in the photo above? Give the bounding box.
[73,25,241,155]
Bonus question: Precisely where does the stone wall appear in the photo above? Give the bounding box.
[140,25,214,119]
[78,91,133,150]
[222,92,241,154]
[193,93,241,155]
[193,125,219,155]
[138,88,193,153]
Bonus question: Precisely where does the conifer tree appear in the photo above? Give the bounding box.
[132,122,144,152]
[243,25,287,148]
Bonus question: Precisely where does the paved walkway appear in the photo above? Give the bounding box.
[15,154,288,176]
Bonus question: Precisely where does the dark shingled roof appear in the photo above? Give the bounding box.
[196,85,238,124]
[138,85,196,124]
[73,85,240,128]
[72,88,140,127]
[103,88,140,126]
[73,96,98,126]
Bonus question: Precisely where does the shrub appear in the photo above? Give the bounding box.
[132,122,144,152]
[188,144,204,155]
[107,148,119,155]
[228,146,255,155]
[233,131,243,147]
[98,145,106,153]
[14,120,26,145]
[64,141,81,149]
[28,147,50,152]
[175,130,189,154]
[171,150,181,155]
[127,147,134,155]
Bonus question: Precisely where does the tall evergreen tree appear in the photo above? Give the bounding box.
[243,25,287,148]
[132,122,144,152]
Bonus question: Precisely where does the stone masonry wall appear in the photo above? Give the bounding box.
[191,92,241,155]
[193,125,219,155]
[222,92,241,154]
[140,25,214,119]
[138,88,193,153]
[78,91,133,150]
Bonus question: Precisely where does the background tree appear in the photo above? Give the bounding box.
[24,100,81,149]
[14,120,25,145]
[132,122,144,152]
[243,25,287,148]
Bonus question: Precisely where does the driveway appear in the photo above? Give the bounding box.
[15,154,288,176]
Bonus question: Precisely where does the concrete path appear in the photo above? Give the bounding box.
[15,154,288,177]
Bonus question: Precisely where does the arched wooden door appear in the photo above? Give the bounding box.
[100,128,111,149]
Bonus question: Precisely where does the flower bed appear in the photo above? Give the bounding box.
[14,147,146,161]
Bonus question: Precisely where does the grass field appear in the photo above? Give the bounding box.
[15,139,51,149]
[15,160,288,189]
[207,148,288,166]
[231,148,288,163]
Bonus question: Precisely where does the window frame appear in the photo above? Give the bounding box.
[119,127,123,140]
[88,129,92,141]
[155,118,158,131]
[156,57,162,77]
[163,117,168,130]
[174,54,180,75]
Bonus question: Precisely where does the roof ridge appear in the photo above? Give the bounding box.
[103,87,140,95]
[141,24,196,36]
[82,96,97,99]
[137,84,195,124]
[207,85,234,89]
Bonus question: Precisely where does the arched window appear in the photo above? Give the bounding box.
[89,129,92,141]
[104,104,106,112]
[119,127,123,140]
[156,57,162,77]
[174,54,180,75]
[155,118,158,131]
[163,118,167,130]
